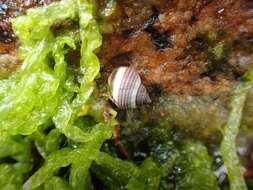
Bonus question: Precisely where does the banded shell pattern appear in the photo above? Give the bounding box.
[108,67,151,109]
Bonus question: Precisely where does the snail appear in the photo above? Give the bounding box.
[108,67,151,109]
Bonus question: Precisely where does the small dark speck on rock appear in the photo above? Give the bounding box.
[122,29,133,39]
[191,15,198,22]
[150,30,170,51]
[150,84,162,98]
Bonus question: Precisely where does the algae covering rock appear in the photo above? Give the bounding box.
[120,83,253,142]
[115,111,218,189]
[174,142,217,190]
[93,140,218,190]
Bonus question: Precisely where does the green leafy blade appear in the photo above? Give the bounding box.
[221,82,252,190]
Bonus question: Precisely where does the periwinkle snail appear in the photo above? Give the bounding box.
[108,67,151,109]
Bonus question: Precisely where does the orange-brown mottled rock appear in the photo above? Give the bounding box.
[100,0,253,96]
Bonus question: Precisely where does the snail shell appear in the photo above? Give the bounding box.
[108,67,151,109]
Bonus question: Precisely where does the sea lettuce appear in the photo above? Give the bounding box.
[221,82,252,190]
[12,0,78,57]
[53,0,103,141]
[0,0,102,141]
[0,135,32,189]
[23,122,113,190]
[93,152,162,190]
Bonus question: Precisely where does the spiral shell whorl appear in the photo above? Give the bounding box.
[108,67,151,109]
